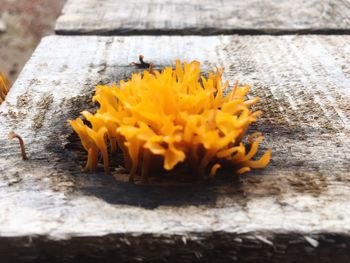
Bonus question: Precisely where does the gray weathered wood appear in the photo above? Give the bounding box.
[0,35,350,262]
[55,0,350,35]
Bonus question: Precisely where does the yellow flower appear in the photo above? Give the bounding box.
[69,60,271,182]
[0,72,10,104]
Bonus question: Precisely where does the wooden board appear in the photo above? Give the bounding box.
[0,35,350,262]
[55,0,350,35]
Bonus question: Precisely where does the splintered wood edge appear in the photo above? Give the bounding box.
[0,35,349,245]
[55,0,350,35]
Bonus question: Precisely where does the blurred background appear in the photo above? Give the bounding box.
[0,0,66,82]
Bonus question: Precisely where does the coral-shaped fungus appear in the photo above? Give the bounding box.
[69,60,271,182]
[0,72,10,104]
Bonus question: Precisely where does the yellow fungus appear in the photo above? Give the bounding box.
[69,60,271,182]
[209,163,221,178]
[0,72,10,104]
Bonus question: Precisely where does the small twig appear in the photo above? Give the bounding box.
[8,131,28,160]
[131,55,154,70]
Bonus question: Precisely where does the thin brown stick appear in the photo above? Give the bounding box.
[131,55,153,69]
[8,131,28,160]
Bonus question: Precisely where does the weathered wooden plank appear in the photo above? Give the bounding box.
[0,35,350,261]
[55,0,350,35]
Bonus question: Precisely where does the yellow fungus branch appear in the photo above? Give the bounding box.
[0,72,10,104]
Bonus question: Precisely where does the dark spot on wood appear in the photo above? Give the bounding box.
[32,94,53,130]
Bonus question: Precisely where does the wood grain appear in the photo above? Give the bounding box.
[55,0,350,35]
[0,35,350,261]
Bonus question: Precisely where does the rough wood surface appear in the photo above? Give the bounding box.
[55,0,350,35]
[0,35,350,261]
